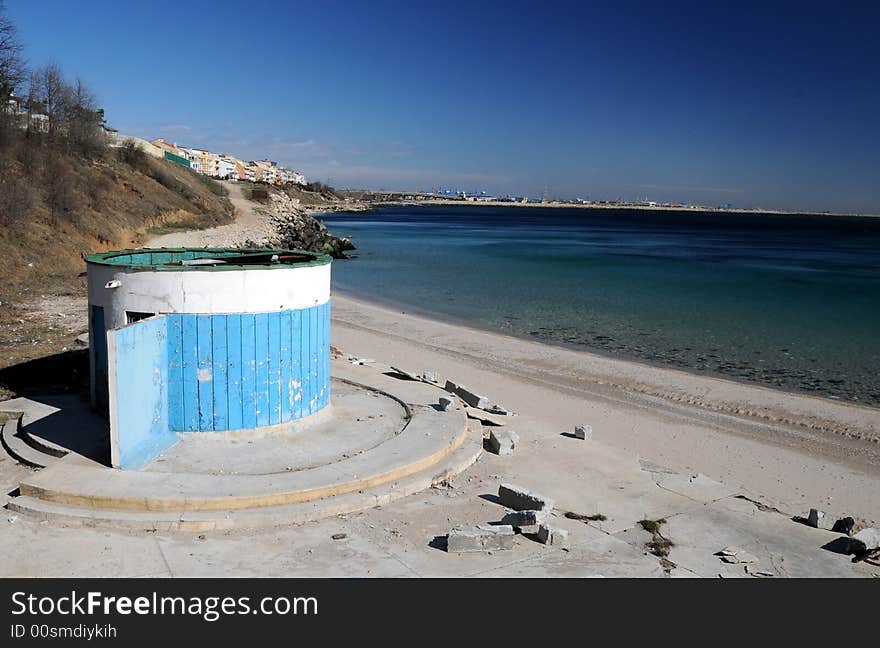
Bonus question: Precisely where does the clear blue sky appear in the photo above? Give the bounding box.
[7,0,880,211]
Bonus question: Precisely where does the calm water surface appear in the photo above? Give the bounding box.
[321,205,880,407]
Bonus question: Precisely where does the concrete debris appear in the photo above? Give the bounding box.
[438,396,455,412]
[745,565,774,578]
[75,332,89,347]
[806,508,833,530]
[484,403,514,416]
[348,356,375,366]
[574,424,592,440]
[487,429,519,456]
[537,524,569,547]
[498,483,554,512]
[501,509,549,528]
[444,380,490,409]
[331,533,348,540]
[832,517,856,536]
[421,371,441,385]
[848,528,880,554]
[447,524,515,553]
[389,366,421,381]
[464,407,510,427]
[716,546,758,564]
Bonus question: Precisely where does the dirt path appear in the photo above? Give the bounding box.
[146,181,274,248]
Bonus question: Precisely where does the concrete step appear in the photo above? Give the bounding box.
[1,414,59,469]
[19,405,470,512]
[7,420,483,532]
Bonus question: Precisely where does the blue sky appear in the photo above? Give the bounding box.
[7,0,880,211]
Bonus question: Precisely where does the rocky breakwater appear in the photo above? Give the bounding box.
[264,191,356,259]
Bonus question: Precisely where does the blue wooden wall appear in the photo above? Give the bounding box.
[165,302,330,432]
[111,315,177,470]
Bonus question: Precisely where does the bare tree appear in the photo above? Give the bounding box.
[0,0,25,99]
[28,62,69,137]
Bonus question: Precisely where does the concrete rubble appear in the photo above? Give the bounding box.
[716,546,759,564]
[464,407,510,427]
[501,509,548,528]
[444,380,490,409]
[447,524,515,553]
[487,429,519,456]
[390,366,421,381]
[806,508,834,530]
[438,396,455,412]
[537,524,568,547]
[498,483,554,512]
[848,528,880,554]
[574,424,592,440]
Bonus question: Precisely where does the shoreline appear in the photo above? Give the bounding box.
[330,291,880,521]
[331,283,877,410]
[360,198,880,219]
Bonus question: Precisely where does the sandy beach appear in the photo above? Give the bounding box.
[141,185,880,523]
[331,292,880,522]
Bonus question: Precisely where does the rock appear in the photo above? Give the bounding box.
[487,429,519,456]
[421,371,440,384]
[537,524,569,547]
[444,380,490,409]
[574,424,592,440]
[438,396,455,412]
[848,528,880,554]
[75,332,89,347]
[266,191,355,259]
[331,533,347,540]
[447,525,515,553]
[832,516,855,535]
[501,509,548,528]
[498,483,554,512]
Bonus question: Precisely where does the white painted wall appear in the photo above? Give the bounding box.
[88,262,331,331]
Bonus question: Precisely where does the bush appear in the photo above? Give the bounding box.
[117,139,149,171]
[0,175,35,227]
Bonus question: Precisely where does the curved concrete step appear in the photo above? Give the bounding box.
[19,405,470,512]
[7,421,484,532]
[1,414,59,469]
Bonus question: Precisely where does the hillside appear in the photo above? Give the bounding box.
[0,138,233,375]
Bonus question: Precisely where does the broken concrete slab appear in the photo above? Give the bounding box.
[389,366,421,381]
[438,396,455,412]
[421,371,441,385]
[848,528,880,554]
[447,524,515,553]
[501,509,549,528]
[464,407,510,427]
[444,381,490,409]
[574,424,592,440]
[498,483,554,512]
[806,508,834,530]
[537,524,569,547]
[483,404,513,416]
[487,429,519,456]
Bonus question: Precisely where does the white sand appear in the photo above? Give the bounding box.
[331,293,880,522]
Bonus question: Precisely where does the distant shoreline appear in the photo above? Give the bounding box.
[361,197,880,219]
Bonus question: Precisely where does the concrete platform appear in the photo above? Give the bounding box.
[2,362,481,530]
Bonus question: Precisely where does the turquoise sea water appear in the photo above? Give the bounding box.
[321,205,880,407]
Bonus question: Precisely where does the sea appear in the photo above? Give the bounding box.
[320,205,880,407]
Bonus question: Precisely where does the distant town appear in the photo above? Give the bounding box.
[118,134,309,186]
